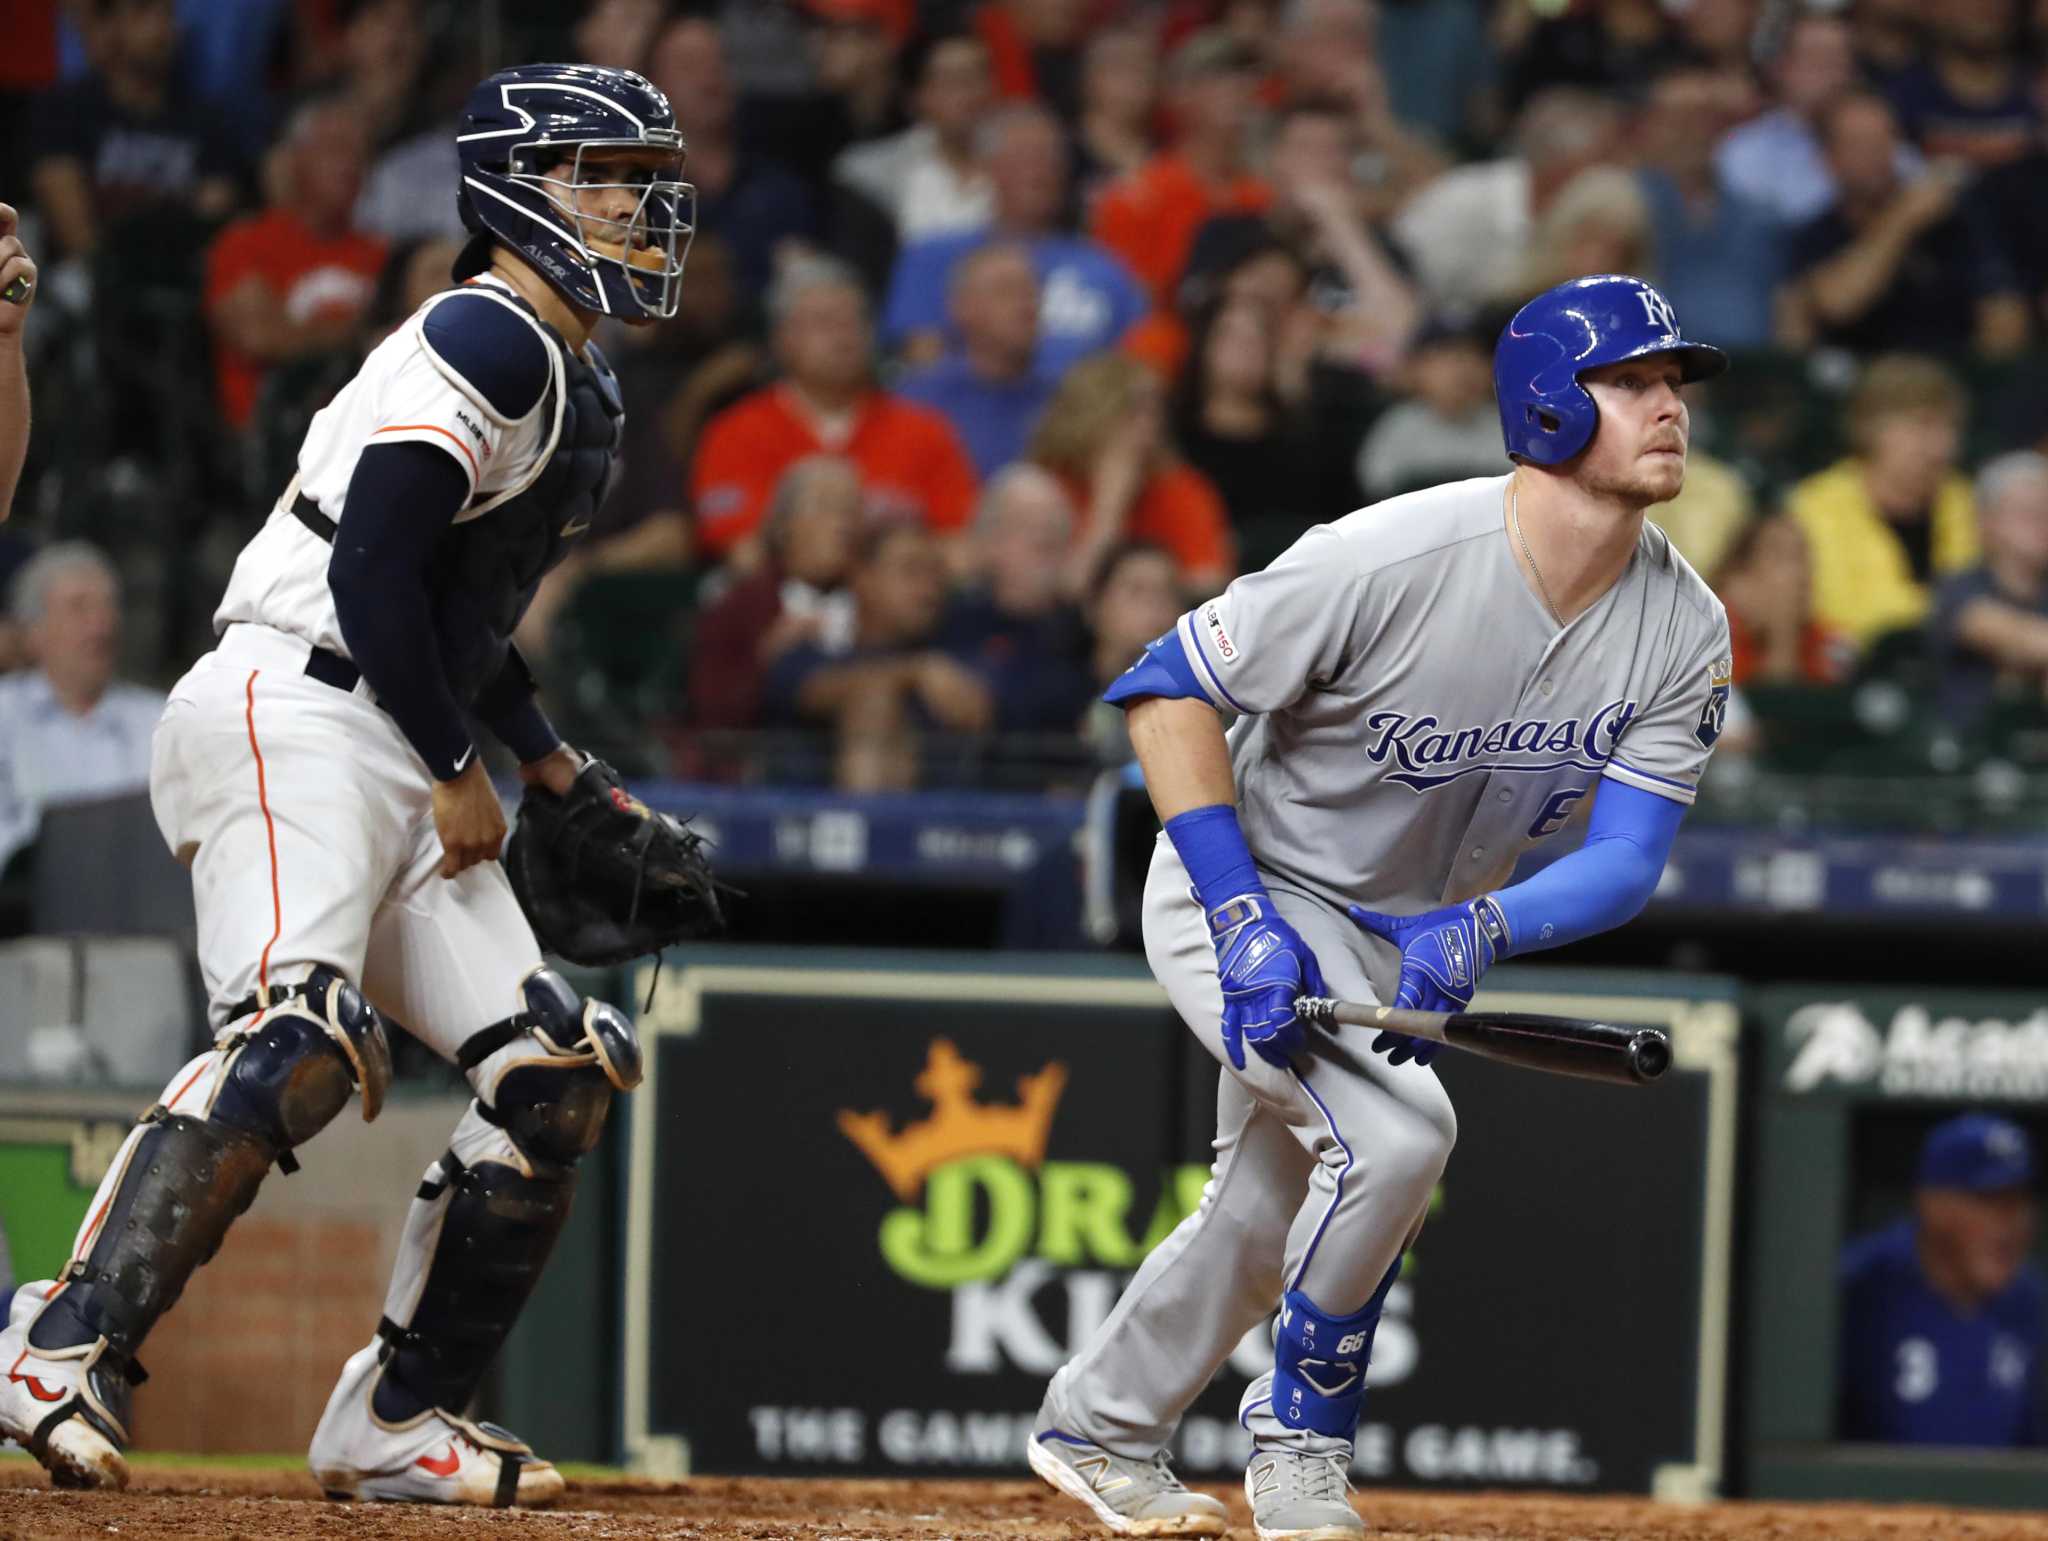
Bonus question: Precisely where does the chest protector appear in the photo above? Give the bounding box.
[427,289,625,702]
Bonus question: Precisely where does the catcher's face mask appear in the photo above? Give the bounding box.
[528,141,695,321]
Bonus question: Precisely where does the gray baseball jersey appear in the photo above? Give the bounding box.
[1171,473,1732,913]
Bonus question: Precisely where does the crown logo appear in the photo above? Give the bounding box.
[837,1037,1068,1202]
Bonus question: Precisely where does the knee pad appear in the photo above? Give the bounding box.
[1271,1260,1403,1440]
[213,968,394,1149]
[457,967,642,1172]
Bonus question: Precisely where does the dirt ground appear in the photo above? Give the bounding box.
[3,1464,2045,1541]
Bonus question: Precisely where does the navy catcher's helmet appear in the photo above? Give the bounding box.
[1494,274,1727,466]
[455,63,695,320]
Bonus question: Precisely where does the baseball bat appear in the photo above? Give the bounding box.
[1293,996,1671,1087]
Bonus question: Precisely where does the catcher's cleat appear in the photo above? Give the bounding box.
[0,1285,130,1491]
[309,1342,564,1508]
[1026,1423,1227,1537]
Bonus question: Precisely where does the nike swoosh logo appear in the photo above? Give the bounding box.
[561,518,590,536]
[416,1445,461,1477]
[452,746,474,774]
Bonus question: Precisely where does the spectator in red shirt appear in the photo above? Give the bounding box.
[690,256,980,563]
[1714,513,1855,685]
[1090,29,1271,310]
[1030,351,1235,595]
[688,454,863,760]
[203,96,385,431]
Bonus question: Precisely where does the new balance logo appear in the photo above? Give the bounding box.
[1073,1453,1132,1494]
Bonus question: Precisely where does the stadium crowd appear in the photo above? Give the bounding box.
[5,0,2048,803]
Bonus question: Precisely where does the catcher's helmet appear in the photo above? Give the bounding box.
[455,63,695,320]
[1494,274,1727,466]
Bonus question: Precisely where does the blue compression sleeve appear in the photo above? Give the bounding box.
[1103,625,1210,707]
[1489,779,1686,956]
[329,441,477,781]
[1164,804,1263,912]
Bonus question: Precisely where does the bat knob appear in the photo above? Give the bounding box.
[1628,1030,1672,1082]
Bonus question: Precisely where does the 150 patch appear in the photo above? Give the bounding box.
[1205,604,1238,665]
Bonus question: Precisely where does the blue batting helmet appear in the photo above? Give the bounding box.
[455,64,695,320]
[1494,275,1727,466]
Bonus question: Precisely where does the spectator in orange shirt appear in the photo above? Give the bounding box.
[1090,30,1271,310]
[1030,352,1235,595]
[203,96,385,431]
[691,256,980,563]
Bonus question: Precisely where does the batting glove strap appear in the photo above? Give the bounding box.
[1210,897,1325,1072]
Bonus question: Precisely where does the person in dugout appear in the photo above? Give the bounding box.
[1839,1112,2045,1446]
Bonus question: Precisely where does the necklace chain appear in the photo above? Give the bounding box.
[1510,485,1566,628]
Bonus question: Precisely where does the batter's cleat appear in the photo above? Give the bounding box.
[1027,1426,1228,1537]
[308,1343,564,1508]
[0,1285,131,1492]
[1245,1449,1364,1541]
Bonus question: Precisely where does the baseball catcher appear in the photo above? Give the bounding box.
[0,64,713,1508]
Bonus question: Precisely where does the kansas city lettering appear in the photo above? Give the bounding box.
[1365,698,1638,791]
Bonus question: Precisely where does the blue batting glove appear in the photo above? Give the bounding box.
[1208,894,1327,1071]
[1345,897,1512,1066]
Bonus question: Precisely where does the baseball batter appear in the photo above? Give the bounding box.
[0,65,693,1507]
[1027,275,1735,1540]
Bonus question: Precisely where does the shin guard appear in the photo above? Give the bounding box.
[1270,1259,1403,1440]
[369,969,639,1425]
[27,970,388,1438]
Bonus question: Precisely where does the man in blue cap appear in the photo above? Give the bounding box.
[1839,1113,2044,1445]
[1026,273,1736,1539]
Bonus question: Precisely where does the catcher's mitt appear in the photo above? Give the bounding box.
[506,756,728,966]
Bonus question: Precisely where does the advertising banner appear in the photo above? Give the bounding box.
[0,1088,134,1285]
[623,958,1738,1498]
[1756,987,2048,1102]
